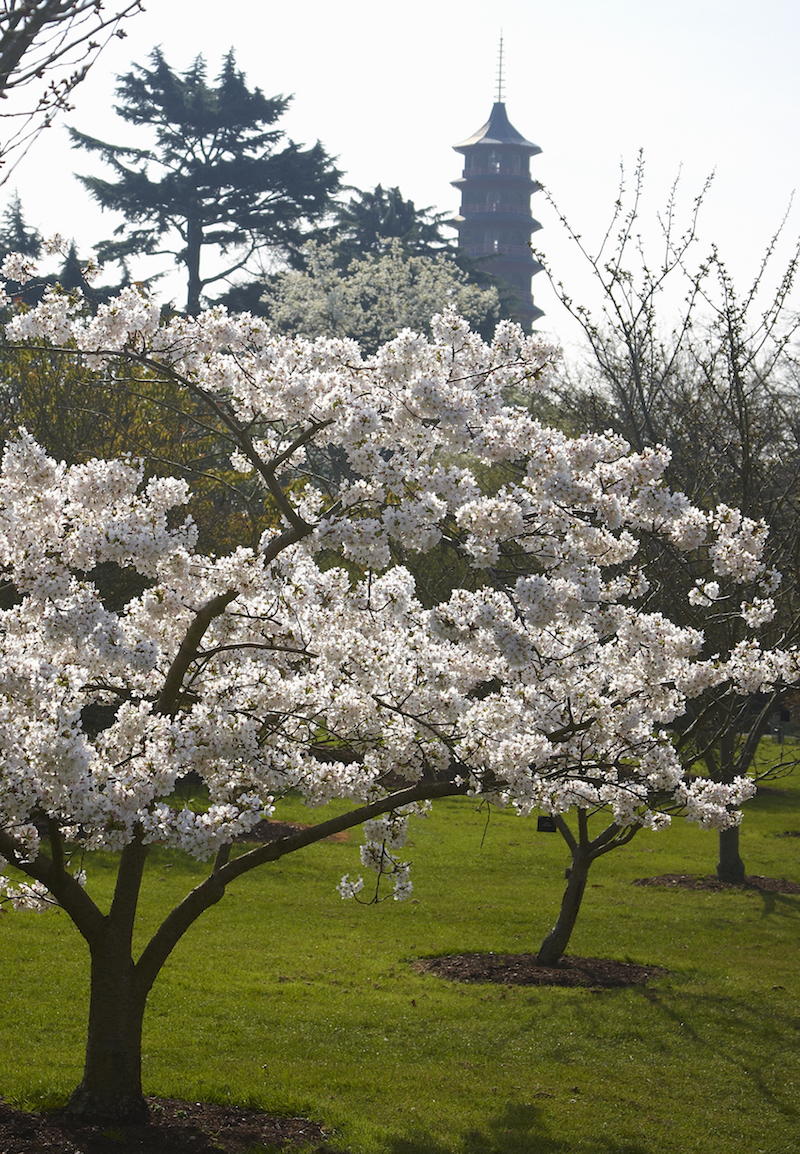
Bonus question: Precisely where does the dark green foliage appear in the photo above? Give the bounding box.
[70,48,341,313]
[320,183,454,265]
[0,192,41,259]
[0,192,43,306]
[55,242,93,295]
[0,205,128,306]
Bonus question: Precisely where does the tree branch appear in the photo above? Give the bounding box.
[155,590,239,717]
[134,777,467,994]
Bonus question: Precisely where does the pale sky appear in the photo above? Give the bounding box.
[8,0,800,341]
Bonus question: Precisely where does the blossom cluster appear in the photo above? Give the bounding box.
[0,280,792,909]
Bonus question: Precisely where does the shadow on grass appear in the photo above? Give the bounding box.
[639,986,800,1121]
[385,1101,653,1154]
[755,889,800,919]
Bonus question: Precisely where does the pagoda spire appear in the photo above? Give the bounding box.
[496,34,505,103]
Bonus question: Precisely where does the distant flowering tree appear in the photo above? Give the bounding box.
[261,239,504,350]
[0,259,791,1121]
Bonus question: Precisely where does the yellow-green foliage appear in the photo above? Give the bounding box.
[0,345,282,553]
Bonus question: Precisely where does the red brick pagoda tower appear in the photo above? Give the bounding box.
[451,43,543,327]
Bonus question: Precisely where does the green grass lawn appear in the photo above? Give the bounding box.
[1,758,799,1153]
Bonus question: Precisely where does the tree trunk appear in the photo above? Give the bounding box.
[715,728,746,885]
[716,825,746,885]
[536,852,591,966]
[186,207,203,315]
[65,928,150,1123]
[63,837,152,1123]
[57,781,468,1120]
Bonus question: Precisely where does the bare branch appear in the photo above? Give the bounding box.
[0,1,145,183]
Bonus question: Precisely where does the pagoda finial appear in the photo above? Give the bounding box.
[496,33,505,103]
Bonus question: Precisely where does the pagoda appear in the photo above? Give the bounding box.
[451,45,543,327]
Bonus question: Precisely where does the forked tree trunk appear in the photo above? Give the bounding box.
[61,836,153,1123]
[536,851,591,966]
[50,780,467,1122]
[716,825,746,885]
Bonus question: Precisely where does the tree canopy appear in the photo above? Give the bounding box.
[260,239,504,349]
[70,48,341,313]
[0,191,40,259]
[318,183,454,264]
[0,267,789,1120]
[540,163,800,881]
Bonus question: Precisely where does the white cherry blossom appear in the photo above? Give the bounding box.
[0,288,789,913]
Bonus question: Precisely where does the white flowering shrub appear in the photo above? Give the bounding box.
[0,272,790,1119]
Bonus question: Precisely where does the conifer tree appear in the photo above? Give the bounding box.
[0,191,41,259]
[321,184,453,265]
[70,48,341,313]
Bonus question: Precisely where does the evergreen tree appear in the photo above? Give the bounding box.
[0,191,44,307]
[0,191,41,259]
[320,184,453,265]
[70,48,341,313]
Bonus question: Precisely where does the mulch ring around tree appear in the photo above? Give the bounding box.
[412,954,667,988]
[633,873,800,893]
[0,1097,337,1154]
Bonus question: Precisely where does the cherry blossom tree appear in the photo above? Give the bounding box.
[260,239,504,350]
[538,162,800,882]
[0,262,790,1121]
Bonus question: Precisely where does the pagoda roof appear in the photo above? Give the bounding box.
[454,102,541,154]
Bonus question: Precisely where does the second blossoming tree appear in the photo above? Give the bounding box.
[0,269,789,1121]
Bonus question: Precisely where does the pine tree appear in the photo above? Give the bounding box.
[321,184,454,265]
[0,191,41,259]
[70,49,341,313]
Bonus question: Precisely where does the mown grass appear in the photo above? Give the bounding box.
[1,753,799,1153]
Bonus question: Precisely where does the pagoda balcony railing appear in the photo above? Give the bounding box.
[460,202,532,216]
[461,243,533,258]
[461,166,532,178]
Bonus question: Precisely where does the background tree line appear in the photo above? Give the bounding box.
[0,45,512,550]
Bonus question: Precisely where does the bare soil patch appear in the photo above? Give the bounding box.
[413,953,667,988]
[633,873,800,893]
[0,1097,335,1154]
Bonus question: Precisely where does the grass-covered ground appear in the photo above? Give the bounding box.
[1,759,799,1153]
